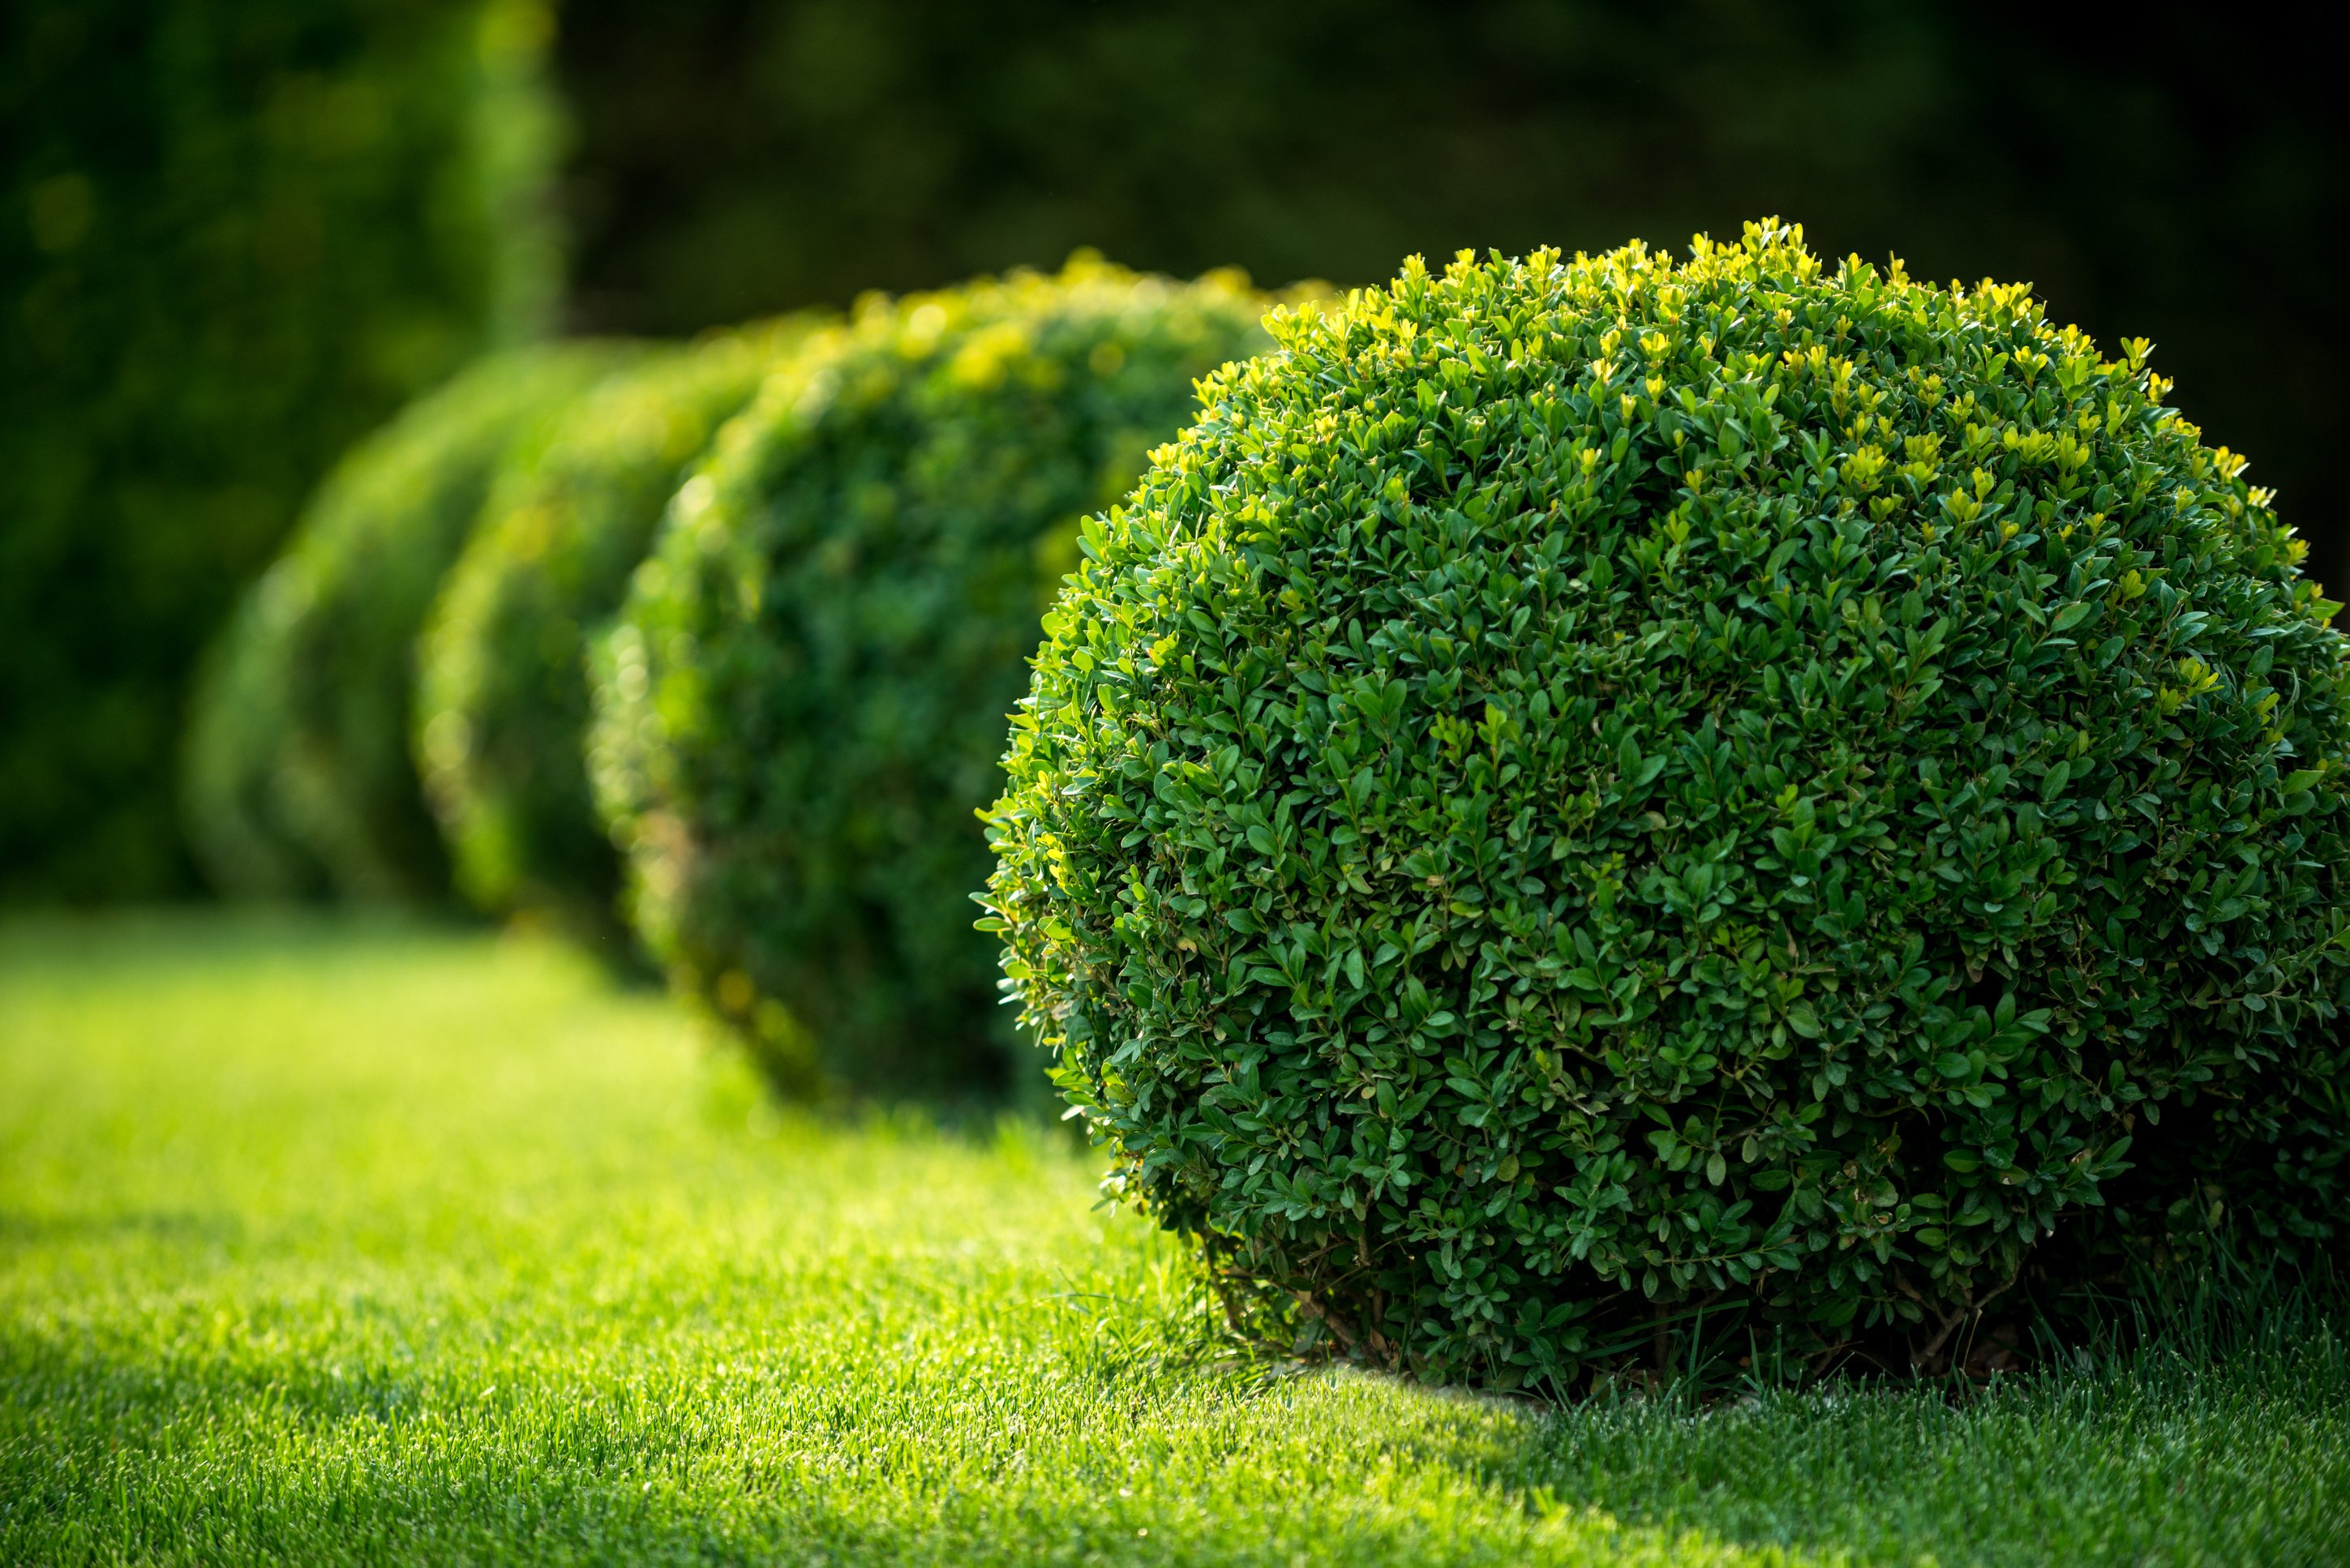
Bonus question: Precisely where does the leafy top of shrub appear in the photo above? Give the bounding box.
[414,315,822,940]
[590,255,1284,1095]
[982,221,2350,1388]
[186,341,637,901]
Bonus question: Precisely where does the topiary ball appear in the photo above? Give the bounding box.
[982,221,2350,1389]
[590,255,1284,1097]
[414,315,822,943]
[185,342,637,902]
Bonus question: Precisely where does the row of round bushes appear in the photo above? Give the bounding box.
[187,227,2348,1388]
[185,253,1277,1096]
[187,342,641,902]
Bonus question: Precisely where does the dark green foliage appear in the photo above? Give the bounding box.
[590,257,1279,1096]
[983,222,2350,1388]
[415,316,823,942]
[186,344,635,902]
[2,0,562,900]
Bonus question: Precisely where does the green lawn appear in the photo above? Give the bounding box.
[3,916,2345,1565]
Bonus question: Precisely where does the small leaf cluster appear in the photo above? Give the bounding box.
[414,316,822,939]
[984,220,2350,1388]
[590,255,1281,1096]
[186,343,637,902]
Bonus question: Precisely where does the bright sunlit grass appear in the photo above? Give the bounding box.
[2,914,2345,1565]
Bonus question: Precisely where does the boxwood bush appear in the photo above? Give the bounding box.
[590,255,1282,1096]
[186,342,634,901]
[414,315,821,941]
[982,221,2350,1389]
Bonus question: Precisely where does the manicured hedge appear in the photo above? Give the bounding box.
[414,315,821,941]
[984,223,2350,1388]
[186,343,634,902]
[2,0,562,900]
[591,256,1281,1096]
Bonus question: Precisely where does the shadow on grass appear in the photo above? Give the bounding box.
[7,1303,2349,1567]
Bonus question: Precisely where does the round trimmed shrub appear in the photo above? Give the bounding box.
[982,222,2350,1388]
[590,255,1283,1096]
[186,342,637,901]
[414,315,822,941]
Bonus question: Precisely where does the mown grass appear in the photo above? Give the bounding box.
[2,913,2345,1566]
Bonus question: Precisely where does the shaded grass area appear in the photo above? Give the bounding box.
[2,914,2344,1565]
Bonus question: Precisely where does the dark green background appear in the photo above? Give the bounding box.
[2,0,556,901]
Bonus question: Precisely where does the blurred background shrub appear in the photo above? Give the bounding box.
[2,0,563,901]
[415,313,823,945]
[185,343,633,903]
[589,259,1276,1098]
